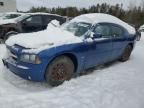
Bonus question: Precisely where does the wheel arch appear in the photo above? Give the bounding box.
[7,27,18,32]
[46,52,78,74]
[43,52,79,81]
[62,53,78,73]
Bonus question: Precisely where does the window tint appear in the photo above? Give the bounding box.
[93,25,111,38]
[111,26,123,37]
[43,15,61,24]
[42,15,53,24]
[47,15,66,25]
[25,16,42,25]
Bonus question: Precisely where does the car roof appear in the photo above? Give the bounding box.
[2,12,25,15]
[72,13,135,34]
[27,12,65,18]
[72,13,123,24]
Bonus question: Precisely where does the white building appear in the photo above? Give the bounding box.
[0,0,16,12]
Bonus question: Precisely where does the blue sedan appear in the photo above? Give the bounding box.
[3,13,136,86]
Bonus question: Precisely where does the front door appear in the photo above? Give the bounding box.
[85,24,113,68]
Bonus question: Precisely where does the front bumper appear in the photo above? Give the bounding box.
[2,58,46,82]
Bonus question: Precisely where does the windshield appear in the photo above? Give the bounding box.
[15,14,30,22]
[61,21,91,37]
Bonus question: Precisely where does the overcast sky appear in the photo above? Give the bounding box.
[16,0,141,11]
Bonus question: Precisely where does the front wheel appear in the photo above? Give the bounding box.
[120,45,132,62]
[45,56,74,86]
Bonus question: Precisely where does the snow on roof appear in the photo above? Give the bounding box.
[27,12,65,17]
[0,12,25,16]
[72,13,136,34]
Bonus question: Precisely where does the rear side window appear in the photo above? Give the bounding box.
[42,15,66,25]
[25,15,42,25]
[42,15,53,24]
[55,16,66,25]
[93,25,111,38]
[111,25,124,38]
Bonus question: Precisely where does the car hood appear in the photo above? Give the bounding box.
[6,23,81,50]
[0,19,16,25]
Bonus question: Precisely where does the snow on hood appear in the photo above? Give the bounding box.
[0,19,16,25]
[6,22,81,51]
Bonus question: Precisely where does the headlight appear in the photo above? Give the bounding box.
[20,54,41,64]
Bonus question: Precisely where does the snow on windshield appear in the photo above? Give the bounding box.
[61,21,91,37]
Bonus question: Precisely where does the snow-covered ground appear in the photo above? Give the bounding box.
[0,35,144,108]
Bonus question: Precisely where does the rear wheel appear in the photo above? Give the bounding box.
[120,45,132,62]
[45,56,74,86]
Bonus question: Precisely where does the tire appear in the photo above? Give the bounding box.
[45,56,74,86]
[120,45,132,62]
[4,31,18,42]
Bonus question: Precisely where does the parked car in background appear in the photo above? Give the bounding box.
[129,23,141,41]
[138,24,144,32]
[0,12,67,41]
[136,24,144,41]
[136,31,141,41]
[3,13,136,86]
[0,12,23,20]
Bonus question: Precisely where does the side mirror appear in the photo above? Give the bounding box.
[90,32,102,39]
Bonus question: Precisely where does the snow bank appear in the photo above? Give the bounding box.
[72,13,136,34]
[0,36,144,107]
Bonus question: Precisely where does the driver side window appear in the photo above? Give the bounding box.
[93,24,111,38]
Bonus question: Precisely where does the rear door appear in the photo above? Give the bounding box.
[110,24,127,60]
